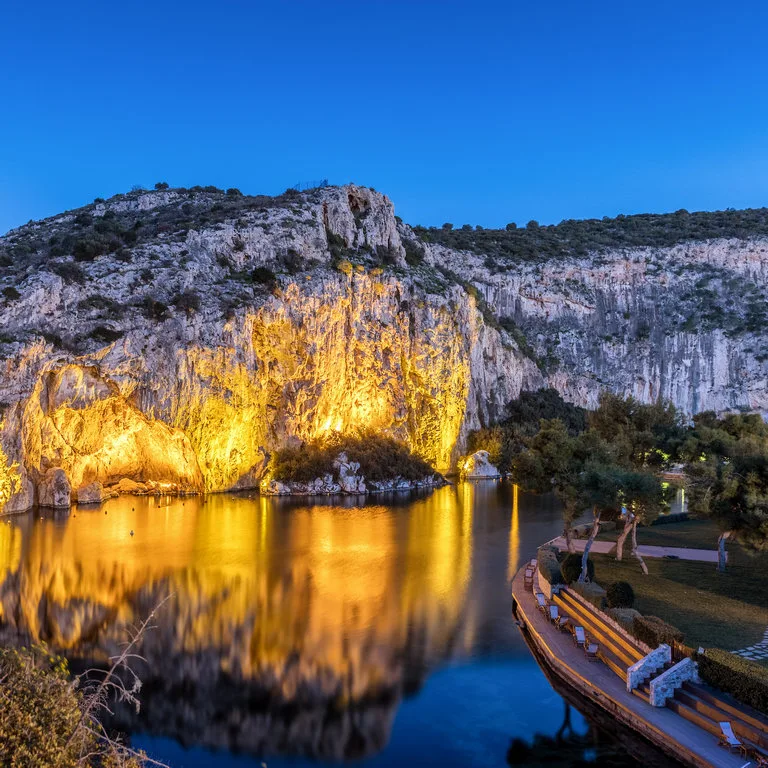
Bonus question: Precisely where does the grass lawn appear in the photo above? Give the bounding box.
[590,518,768,653]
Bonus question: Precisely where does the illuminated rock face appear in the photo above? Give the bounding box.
[10,183,764,512]
[0,185,541,510]
[21,364,205,495]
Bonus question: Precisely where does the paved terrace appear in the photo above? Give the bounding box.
[511,566,746,768]
[549,537,723,564]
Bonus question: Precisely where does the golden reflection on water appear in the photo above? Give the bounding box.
[508,483,520,581]
[0,489,476,694]
[0,483,567,760]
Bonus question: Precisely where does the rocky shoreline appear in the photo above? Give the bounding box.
[259,451,447,496]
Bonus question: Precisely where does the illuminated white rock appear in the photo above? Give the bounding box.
[460,451,501,479]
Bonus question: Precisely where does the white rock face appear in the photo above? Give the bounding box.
[0,183,766,512]
[38,468,71,508]
[460,450,501,479]
[333,452,367,494]
[75,481,109,504]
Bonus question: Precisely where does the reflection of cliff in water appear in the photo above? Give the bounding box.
[0,487,480,760]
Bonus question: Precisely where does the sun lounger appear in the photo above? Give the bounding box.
[555,615,571,633]
[718,722,744,754]
[529,559,537,567]
[549,605,559,623]
[573,626,586,648]
[535,592,547,613]
[585,642,599,661]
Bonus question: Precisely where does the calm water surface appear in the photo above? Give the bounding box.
[0,482,664,766]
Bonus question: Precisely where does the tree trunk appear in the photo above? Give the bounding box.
[616,518,633,561]
[717,531,731,573]
[630,519,648,575]
[563,525,575,553]
[579,508,601,582]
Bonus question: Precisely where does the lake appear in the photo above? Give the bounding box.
[0,482,673,766]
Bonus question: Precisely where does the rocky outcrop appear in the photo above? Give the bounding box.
[0,183,766,512]
[75,481,109,505]
[0,185,541,512]
[459,450,501,479]
[38,468,71,508]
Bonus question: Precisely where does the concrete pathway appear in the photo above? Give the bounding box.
[550,537,723,563]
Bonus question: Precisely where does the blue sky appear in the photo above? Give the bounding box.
[2,0,768,235]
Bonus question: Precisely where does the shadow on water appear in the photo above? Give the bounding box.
[0,481,671,766]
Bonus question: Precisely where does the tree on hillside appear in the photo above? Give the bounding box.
[684,412,768,571]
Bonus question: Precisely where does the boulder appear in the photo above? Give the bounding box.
[460,450,501,479]
[38,468,71,508]
[113,478,148,495]
[76,481,107,505]
[333,452,367,494]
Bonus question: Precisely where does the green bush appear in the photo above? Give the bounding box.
[537,545,564,586]
[49,261,85,285]
[2,287,20,301]
[270,432,435,484]
[697,648,768,715]
[0,646,148,767]
[251,266,277,286]
[606,607,642,633]
[172,291,201,315]
[89,326,123,344]
[569,581,606,610]
[632,615,684,647]
[606,581,635,608]
[561,552,594,583]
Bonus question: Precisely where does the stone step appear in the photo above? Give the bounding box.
[676,687,768,750]
[682,681,768,738]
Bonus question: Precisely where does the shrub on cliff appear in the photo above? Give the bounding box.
[270,432,435,484]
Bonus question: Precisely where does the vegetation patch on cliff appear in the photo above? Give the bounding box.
[269,433,435,483]
[417,207,768,264]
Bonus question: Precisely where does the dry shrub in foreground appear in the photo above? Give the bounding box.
[0,601,170,768]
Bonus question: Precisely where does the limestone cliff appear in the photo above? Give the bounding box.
[0,185,538,510]
[1,183,766,512]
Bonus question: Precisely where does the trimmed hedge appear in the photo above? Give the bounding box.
[697,649,768,715]
[606,581,635,609]
[570,581,606,610]
[632,615,684,647]
[561,552,594,584]
[607,607,642,633]
[537,546,564,586]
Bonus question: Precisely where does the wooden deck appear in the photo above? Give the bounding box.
[511,566,747,768]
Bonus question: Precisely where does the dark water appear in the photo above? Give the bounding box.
[0,482,665,767]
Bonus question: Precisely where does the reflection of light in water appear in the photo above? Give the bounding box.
[0,521,21,581]
[1,490,473,693]
[508,483,520,581]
